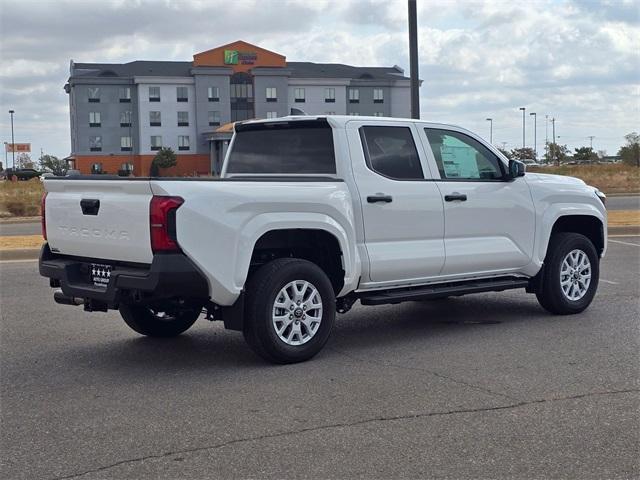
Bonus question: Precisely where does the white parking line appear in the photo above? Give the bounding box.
[608,239,640,247]
[0,258,38,264]
[600,279,619,285]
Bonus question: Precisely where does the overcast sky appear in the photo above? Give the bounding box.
[0,0,638,161]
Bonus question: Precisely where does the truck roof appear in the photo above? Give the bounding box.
[237,115,464,131]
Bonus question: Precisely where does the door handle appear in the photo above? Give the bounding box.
[444,193,467,202]
[367,194,393,204]
[80,198,100,215]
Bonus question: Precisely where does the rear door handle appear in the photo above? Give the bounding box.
[444,193,467,202]
[367,194,393,204]
[80,198,100,215]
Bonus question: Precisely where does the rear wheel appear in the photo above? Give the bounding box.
[119,301,202,337]
[243,258,336,364]
[535,232,599,315]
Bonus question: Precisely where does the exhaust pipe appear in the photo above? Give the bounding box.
[54,290,84,306]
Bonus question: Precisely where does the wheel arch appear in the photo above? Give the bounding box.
[235,213,360,298]
[540,213,605,262]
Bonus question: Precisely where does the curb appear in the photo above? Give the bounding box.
[0,217,41,225]
[609,226,640,236]
[0,248,41,261]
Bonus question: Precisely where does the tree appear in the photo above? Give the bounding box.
[16,153,33,169]
[510,147,536,161]
[39,154,68,176]
[497,147,512,160]
[150,147,177,176]
[545,142,569,166]
[618,132,640,167]
[573,146,598,163]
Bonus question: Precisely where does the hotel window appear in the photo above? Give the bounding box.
[266,87,277,102]
[208,86,220,102]
[373,88,384,103]
[178,135,190,151]
[149,111,161,127]
[325,88,335,103]
[150,135,162,151]
[119,87,131,103]
[349,88,359,103]
[177,111,189,126]
[88,87,100,103]
[294,88,305,103]
[120,110,132,127]
[208,111,221,126]
[177,86,188,102]
[89,112,101,127]
[266,111,278,119]
[120,136,132,152]
[89,136,102,152]
[149,86,160,102]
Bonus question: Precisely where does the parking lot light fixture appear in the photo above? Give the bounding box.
[486,118,493,144]
[519,107,526,149]
[530,112,537,161]
[8,110,15,169]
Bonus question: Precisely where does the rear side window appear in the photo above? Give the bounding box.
[227,120,336,174]
[360,126,424,180]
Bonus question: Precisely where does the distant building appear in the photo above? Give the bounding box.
[65,40,414,176]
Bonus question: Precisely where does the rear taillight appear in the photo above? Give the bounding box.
[149,196,183,252]
[41,192,48,240]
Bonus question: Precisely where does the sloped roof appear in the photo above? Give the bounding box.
[71,60,409,81]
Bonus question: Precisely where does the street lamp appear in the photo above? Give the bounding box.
[8,110,15,169]
[519,107,526,149]
[529,112,537,161]
[485,118,493,144]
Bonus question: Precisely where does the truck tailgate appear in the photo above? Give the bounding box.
[44,179,154,264]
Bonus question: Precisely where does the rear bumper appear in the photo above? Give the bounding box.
[38,243,209,306]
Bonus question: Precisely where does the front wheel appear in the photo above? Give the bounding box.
[119,302,202,337]
[243,258,336,364]
[535,232,599,315]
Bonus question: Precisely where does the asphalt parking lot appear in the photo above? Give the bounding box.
[1,238,638,479]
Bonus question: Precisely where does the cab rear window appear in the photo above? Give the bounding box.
[226,120,336,174]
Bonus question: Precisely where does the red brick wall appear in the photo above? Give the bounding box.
[75,154,211,177]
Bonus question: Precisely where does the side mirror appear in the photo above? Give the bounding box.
[508,159,526,178]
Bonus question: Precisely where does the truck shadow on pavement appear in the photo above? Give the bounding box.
[59,294,549,373]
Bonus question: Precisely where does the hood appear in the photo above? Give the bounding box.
[525,172,587,187]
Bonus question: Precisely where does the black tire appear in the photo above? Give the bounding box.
[119,302,201,337]
[243,258,336,364]
[535,232,599,315]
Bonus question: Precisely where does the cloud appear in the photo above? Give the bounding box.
[0,0,638,158]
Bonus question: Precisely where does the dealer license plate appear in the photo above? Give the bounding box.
[90,263,112,287]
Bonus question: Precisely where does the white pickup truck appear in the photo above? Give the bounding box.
[40,116,607,363]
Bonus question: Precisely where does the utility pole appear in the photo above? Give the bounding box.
[544,116,549,163]
[8,110,15,169]
[529,112,537,160]
[519,107,526,150]
[587,135,594,149]
[408,0,420,119]
[486,118,493,144]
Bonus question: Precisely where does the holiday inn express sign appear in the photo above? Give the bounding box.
[193,41,287,72]
[224,49,258,65]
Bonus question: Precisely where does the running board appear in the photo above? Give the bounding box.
[358,277,530,306]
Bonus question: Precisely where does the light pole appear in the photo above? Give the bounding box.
[529,112,537,160]
[408,0,420,119]
[3,142,7,170]
[545,115,549,163]
[486,118,493,144]
[8,110,15,169]
[519,107,526,150]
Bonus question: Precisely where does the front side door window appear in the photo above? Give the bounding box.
[424,128,504,180]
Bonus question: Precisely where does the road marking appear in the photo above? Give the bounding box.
[608,234,640,238]
[600,279,619,285]
[608,239,640,247]
[0,258,38,264]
